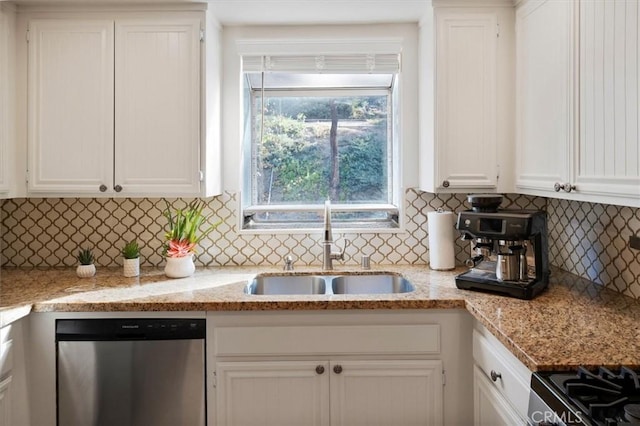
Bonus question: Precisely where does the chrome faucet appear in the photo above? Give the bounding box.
[283,255,294,271]
[322,200,347,270]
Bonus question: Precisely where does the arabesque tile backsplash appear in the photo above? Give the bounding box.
[1,189,639,299]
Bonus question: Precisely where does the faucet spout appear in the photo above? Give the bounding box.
[323,199,333,244]
[322,200,345,270]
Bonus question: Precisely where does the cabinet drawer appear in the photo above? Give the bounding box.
[473,328,530,419]
[214,324,440,356]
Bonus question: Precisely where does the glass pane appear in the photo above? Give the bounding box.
[252,95,390,206]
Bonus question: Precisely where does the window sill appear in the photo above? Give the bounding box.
[240,220,401,234]
[241,203,401,234]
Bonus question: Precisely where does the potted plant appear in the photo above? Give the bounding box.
[121,240,140,277]
[163,200,219,278]
[76,247,96,278]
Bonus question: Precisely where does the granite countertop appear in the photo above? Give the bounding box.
[2,264,640,372]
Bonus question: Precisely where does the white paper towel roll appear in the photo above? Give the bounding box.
[427,210,455,270]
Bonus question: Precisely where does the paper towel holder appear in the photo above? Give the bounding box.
[427,209,455,271]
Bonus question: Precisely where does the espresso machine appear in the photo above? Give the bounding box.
[455,194,550,299]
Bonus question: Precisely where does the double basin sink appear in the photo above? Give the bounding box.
[245,273,415,295]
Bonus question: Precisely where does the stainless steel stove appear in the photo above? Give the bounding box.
[529,367,640,426]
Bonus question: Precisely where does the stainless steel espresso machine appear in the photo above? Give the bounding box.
[455,194,550,299]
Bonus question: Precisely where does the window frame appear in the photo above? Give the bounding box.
[228,33,413,235]
[241,74,401,233]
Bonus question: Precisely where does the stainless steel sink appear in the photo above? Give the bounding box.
[245,273,415,295]
[245,275,326,295]
[331,274,415,294]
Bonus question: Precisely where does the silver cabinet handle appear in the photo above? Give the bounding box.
[99,184,107,192]
[333,365,343,374]
[490,370,502,382]
[442,180,450,188]
[315,365,325,375]
[114,185,123,193]
[553,182,562,192]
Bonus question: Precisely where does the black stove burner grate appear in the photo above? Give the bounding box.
[547,366,640,426]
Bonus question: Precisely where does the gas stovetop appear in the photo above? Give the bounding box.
[533,366,640,426]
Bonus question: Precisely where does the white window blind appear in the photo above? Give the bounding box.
[242,53,401,74]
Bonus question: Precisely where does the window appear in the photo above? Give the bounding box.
[241,52,402,231]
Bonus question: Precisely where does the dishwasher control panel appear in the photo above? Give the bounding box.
[56,318,206,341]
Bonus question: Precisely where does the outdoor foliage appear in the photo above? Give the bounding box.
[255,95,389,205]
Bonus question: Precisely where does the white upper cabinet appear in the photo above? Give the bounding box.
[28,19,115,195]
[114,19,201,195]
[435,11,498,191]
[27,15,204,197]
[0,5,15,198]
[515,0,574,196]
[576,0,640,204]
[419,3,514,194]
[516,0,640,207]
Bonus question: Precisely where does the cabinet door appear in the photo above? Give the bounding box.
[473,365,524,426]
[435,12,498,191]
[216,361,330,426]
[27,20,114,194]
[0,376,11,426]
[0,6,10,195]
[0,324,13,426]
[577,0,640,203]
[515,0,574,194]
[330,360,443,426]
[115,19,201,196]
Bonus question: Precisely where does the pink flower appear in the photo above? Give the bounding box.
[166,239,196,258]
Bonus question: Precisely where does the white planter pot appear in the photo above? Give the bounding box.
[76,264,96,278]
[123,258,140,277]
[164,256,195,278]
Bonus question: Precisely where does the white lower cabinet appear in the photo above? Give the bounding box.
[472,323,530,426]
[0,377,11,426]
[0,317,29,426]
[209,310,473,426]
[330,360,443,426]
[216,359,443,426]
[216,361,330,426]
[473,365,523,426]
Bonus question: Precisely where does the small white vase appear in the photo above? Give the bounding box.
[123,258,140,277]
[76,264,96,278]
[164,256,195,278]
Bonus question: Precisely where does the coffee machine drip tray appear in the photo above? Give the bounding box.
[455,269,548,300]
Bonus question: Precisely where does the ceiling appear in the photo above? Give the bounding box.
[208,0,430,25]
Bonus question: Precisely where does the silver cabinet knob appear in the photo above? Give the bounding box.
[315,365,325,375]
[333,365,343,374]
[114,185,123,193]
[99,184,107,192]
[554,182,576,193]
[490,370,502,382]
[442,180,450,188]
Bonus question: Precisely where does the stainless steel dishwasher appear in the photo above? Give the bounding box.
[56,318,206,426]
